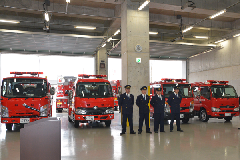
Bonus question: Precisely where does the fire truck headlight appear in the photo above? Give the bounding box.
[1,106,9,117]
[189,101,194,112]
[105,108,114,114]
[164,103,170,113]
[76,109,87,115]
[211,107,221,112]
[40,105,48,116]
[234,107,239,112]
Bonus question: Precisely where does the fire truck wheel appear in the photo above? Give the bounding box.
[200,109,209,122]
[224,117,232,122]
[20,124,24,128]
[182,118,189,123]
[6,123,13,131]
[105,120,111,127]
[74,120,79,128]
[68,116,72,122]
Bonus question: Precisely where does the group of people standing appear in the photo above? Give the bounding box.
[118,85,183,136]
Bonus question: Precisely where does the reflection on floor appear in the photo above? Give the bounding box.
[1,111,240,160]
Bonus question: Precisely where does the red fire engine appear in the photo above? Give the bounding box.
[56,76,76,113]
[68,74,114,128]
[1,72,55,130]
[110,80,122,111]
[192,80,239,122]
[150,78,194,123]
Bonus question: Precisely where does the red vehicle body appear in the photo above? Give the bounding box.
[1,72,55,130]
[192,80,239,122]
[110,80,122,111]
[150,78,194,123]
[56,76,76,112]
[68,74,114,128]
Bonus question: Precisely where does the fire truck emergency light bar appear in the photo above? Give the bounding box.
[161,78,174,82]
[207,80,228,84]
[10,72,43,75]
[78,74,107,78]
[175,79,186,82]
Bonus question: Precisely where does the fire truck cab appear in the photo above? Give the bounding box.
[56,76,76,113]
[1,72,55,130]
[151,78,194,123]
[192,80,239,122]
[68,74,114,128]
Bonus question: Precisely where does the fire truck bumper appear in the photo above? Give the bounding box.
[164,112,194,120]
[1,117,45,124]
[75,114,114,122]
[209,112,239,118]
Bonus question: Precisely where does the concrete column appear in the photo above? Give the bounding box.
[0,53,1,101]
[121,0,149,125]
[95,47,108,78]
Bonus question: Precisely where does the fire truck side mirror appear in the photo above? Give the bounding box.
[68,90,73,98]
[118,87,122,94]
[50,87,55,95]
[197,90,200,96]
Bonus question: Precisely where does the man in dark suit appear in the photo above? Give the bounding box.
[118,85,136,135]
[136,86,152,134]
[167,86,183,132]
[150,87,165,133]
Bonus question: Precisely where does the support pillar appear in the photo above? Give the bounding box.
[95,47,108,78]
[121,0,149,125]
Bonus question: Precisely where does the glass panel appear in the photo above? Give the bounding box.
[211,85,238,98]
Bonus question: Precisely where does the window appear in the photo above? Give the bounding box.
[200,86,210,99]
[211,85,238,98]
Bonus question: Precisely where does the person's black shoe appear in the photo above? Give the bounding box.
[146,131,152,134]
[138,131,142,134]
[130,131,136,134]
[160,131,165,132]
[170,130,173,132]
[120,132,125,136]
[154,131,158,133]
[177,129,184,132]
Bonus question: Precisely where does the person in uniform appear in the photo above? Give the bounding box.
[136,86,152,134]
[150,87,165,133]
[118,85,136,135]
[167,86,183,132]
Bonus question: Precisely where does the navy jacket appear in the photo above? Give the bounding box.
[150,95,165,114]
[167,93,182,113]
[118,93,134,114]
[136,94,150,114]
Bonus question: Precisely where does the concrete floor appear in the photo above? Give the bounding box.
[1,111,240,160]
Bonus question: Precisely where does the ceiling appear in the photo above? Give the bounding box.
[0,0,240,59]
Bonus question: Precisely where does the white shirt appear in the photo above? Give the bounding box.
[157,94,162,100]
[126,93,130,97]
[174,92,178,97]
[142,94,146,100]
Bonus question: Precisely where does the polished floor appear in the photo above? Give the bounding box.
[1,111,240,160]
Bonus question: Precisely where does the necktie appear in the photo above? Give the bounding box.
[145,95,146,100]
[176,94,178,98]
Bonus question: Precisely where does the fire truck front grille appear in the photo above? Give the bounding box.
[100,116,108,119]
[220,106,235,108]
[11,116,39,118]
[221,110,234,112]
[180,107,189,111]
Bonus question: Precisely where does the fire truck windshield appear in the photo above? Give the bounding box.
[76,82,113,98]
[211,85,238,98]
[1,78,47,98]
[163,84,192,98]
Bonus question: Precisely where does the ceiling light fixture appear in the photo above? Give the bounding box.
[214,39,226,43]
[74,26,96,30]
[149,32,158,35]
[182,26,193,33]
[66,0,70,3]
[0,19,20,24]
[233,33,240,37]
[209,9,226,19]
[194,36,208,39]
[102,43,106,47]
[138,0,150,11]
[44,12,50,22]
[107,37,113,42]
[113,29,120,36]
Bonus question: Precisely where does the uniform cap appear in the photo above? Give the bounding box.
[140,86,147,90]
[156,88,161,91]
[125,85,131,89]
[174,86,180,90]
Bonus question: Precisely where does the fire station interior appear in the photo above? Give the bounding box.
[0,0,240,160]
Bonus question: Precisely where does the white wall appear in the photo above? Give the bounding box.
[108,58,122,81]
[189,36,240,94]
[0,54,95,83]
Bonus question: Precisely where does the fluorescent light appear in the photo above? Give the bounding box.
[0,19,20,24]
[194,36,208,39]
[66,0,70,3]
[113,29,120,36]
[182,26,193,33]
[45,12,49,22]
[214,39,226,43]
[102,43,106,47]
[138,0,150,11]
[149,32,158,35]
[209,9,226,19]
[74,26,96,30]
[107,37,113,42]
[233,33,240,37]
